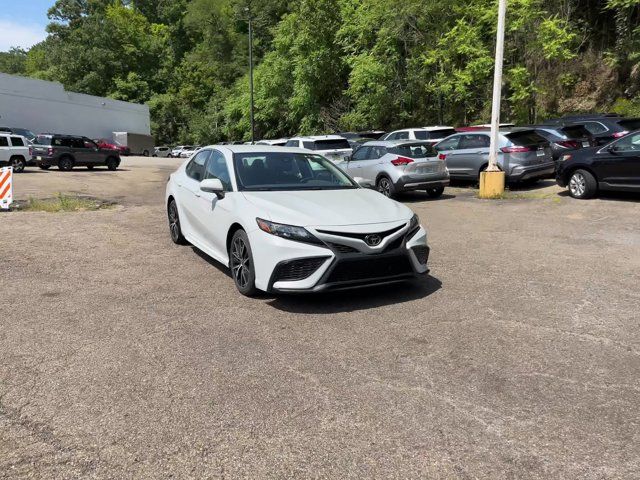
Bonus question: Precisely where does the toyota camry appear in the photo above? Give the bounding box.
[165,145,430,296]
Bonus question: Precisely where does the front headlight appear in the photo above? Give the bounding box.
[256,218,323,245]
[407,214,420,237]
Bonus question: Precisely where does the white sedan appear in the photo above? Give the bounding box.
[165,145,430,296]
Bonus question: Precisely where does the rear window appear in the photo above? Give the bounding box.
[560,125,591,139]
[308,139,351,150]
[0,136,8,147]
[390,143,436,158]
[415,129,456,140]
[618,119,640,131]
[506,131,548,147]
[36,135,52,145]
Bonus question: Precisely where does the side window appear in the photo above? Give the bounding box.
[435,136,460,151]
[186,150,210,181]
[371,146,387,159]
[83,138,97,149]
[10,137,25,147]
[385,133,397,140]
[204,150,232,191]
[351,146,371,161]
[396,131,410,140]
[459,135,488,149]
[72,138,85,149]
[302,141,314,149]
[285,139,299,147]
[59,138,73,147]
[583,122,608,135]
[611,133,640,152]
[0,136,8,147]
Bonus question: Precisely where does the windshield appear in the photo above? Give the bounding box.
[12,128,36,141]
[234,152,357,191]
[306,139,351,150]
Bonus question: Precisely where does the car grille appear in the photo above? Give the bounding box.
[327,242,360,254]
[326,255,413,284]
[316,224,405,241]
[272,257,329,283]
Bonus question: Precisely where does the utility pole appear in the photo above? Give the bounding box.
[480,0,507,198]
[247,7,255,145]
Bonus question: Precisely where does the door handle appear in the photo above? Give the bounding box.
[194,193,201,198]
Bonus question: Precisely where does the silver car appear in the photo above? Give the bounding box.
[340,140,450,198]
[434,129,555,183]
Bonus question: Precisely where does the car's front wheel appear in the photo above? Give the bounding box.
[168,199,188,245]
[106,157,119,171]
[426,186,445,198]
[10,156,26,173]
[58,156,74,171]
[568,169,597,199]
[229,229,258,297]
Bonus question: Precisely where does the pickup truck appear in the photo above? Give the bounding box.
[31,134,121,171]
[0,133,30,172]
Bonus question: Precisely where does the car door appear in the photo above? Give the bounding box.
[435,136,463,176]
[360,146,388,182]
[344,146,371,178]
[179,149,212,244]
[0,136,10,164]
[454,134,490,177]
[593,132,640,189]
[82,138,103,165]
[190,149,237,261]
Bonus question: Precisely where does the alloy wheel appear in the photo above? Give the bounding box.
[231,236,251,289]
[11,158,25,173]
[569,172,586,197]
[168,202,180,242]
[377,178,392,197]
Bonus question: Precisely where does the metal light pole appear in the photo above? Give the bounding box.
[480,0,507,198]
[248,11,255,144]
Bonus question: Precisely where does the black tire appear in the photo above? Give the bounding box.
[426,185,445,198]
[58,156,74,171]
[10,156,26,173]
[167,199,188,245]
[39,165,51,170]
[152,154,157,157]
[142,150,150,157]
[87,165,95,170]
[568,169,597,199]
[106,157,119,171]
[229,229,258,297]
[376,175,397,198]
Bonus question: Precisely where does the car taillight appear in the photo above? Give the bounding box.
[438,153,447,161]
[612,131,629,138]
[391,156,414,166]
[557,140,580,149]
[500,146,532,153]
[29,147,33,156]
[48,147,54,156]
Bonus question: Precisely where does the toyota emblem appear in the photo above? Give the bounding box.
[364,234,382,247]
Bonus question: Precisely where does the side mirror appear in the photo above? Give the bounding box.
[606,145,618,154]
[200,178,225,199]
[353,176,374,189]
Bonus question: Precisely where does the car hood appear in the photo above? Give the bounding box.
[242,188,413,227]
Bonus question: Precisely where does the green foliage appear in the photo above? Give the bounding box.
[0,0,637,142]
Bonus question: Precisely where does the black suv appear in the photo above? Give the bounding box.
[544,114,640,146]
[31,134,121,171]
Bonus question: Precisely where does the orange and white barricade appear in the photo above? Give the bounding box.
[0,166,13,210]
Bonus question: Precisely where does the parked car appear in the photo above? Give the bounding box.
[434,129,555,183]
[285,135,353,163]
[556,130,640,199]
[172,146,188,157]
[93,138,131,156]
[153,146,172,157]
[0,127,37,143]
[256,139,289,146]
[180,146,201,158]
[166,145,430,296]
[0,133,30,172]
[382,127,457,144]
[528,125,596,162]
[338,131,387,140]
[544,114,640,146]
[340,140,449,198]
[31,134,121,171]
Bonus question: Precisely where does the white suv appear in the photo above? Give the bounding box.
[0,134,30,172]
[382,127,457,144]
[285,135,353,163]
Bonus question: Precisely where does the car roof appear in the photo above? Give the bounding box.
[289,135,347,141]
[363,140,436,147]
[206,145,311,155]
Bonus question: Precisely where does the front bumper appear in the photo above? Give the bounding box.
[249,223,430,294]
[507,162,556,182]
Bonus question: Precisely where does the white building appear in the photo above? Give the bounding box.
[0,73,150,140]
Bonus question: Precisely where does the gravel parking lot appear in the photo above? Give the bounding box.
[1,157,639,479]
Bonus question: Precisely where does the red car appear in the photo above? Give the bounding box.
[94,139,131,156]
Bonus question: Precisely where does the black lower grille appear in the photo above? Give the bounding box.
[327,242,359,254]
[272,257,329,282]
[411,246,430,265]
[326,255,413,284]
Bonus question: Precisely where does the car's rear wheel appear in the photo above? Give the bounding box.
[58,156,74,171]
[167,199,188,245]
[106,157,118,171]
[376,176,396,198]
[426,185,445,198]
[568,169,597,199]
[229,230,258,297]
[142,150,150,157]
[10,156,26,173]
